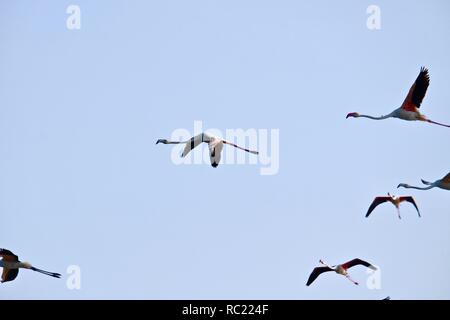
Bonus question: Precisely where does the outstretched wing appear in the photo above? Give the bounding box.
[0,249,18,262]
[366,197,390,218]
[442,172,450,184]
[341,258,377,271]
[399,196,421,217]
[401,67,430,111]
[208,139,223,168]
[181,133,211,157]
[1,268,19,283]
[306,266,333,286]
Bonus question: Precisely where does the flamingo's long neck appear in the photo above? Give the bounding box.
[160,140,186,144]
[358,114,392,120]
[159,133,210,145]
[403,185,434,190]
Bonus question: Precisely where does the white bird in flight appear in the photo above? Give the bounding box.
[156,133,259,168]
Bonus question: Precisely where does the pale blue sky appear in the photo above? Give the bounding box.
[1,0,449,299]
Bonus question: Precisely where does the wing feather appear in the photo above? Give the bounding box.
[442,172,450,184]
[306,266,333,286]
[366,197,390,218]
[0,249,18,262]
[342,258,376,270]
[1,268,19,283]
[399,196,421,217]
[181,133,210,157]
[401,67,430,111]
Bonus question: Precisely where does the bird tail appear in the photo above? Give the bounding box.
[421,179,432,185]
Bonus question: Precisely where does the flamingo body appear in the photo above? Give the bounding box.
[391,107,424,121]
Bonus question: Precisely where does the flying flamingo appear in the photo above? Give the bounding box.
[398,172,450,191]
[306,258,377,286]
[0,248,61,283]
[366,193,420,219]
[346,67,450,128]
[156,133,259,168]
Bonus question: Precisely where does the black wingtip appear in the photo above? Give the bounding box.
[420,67,430,80]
